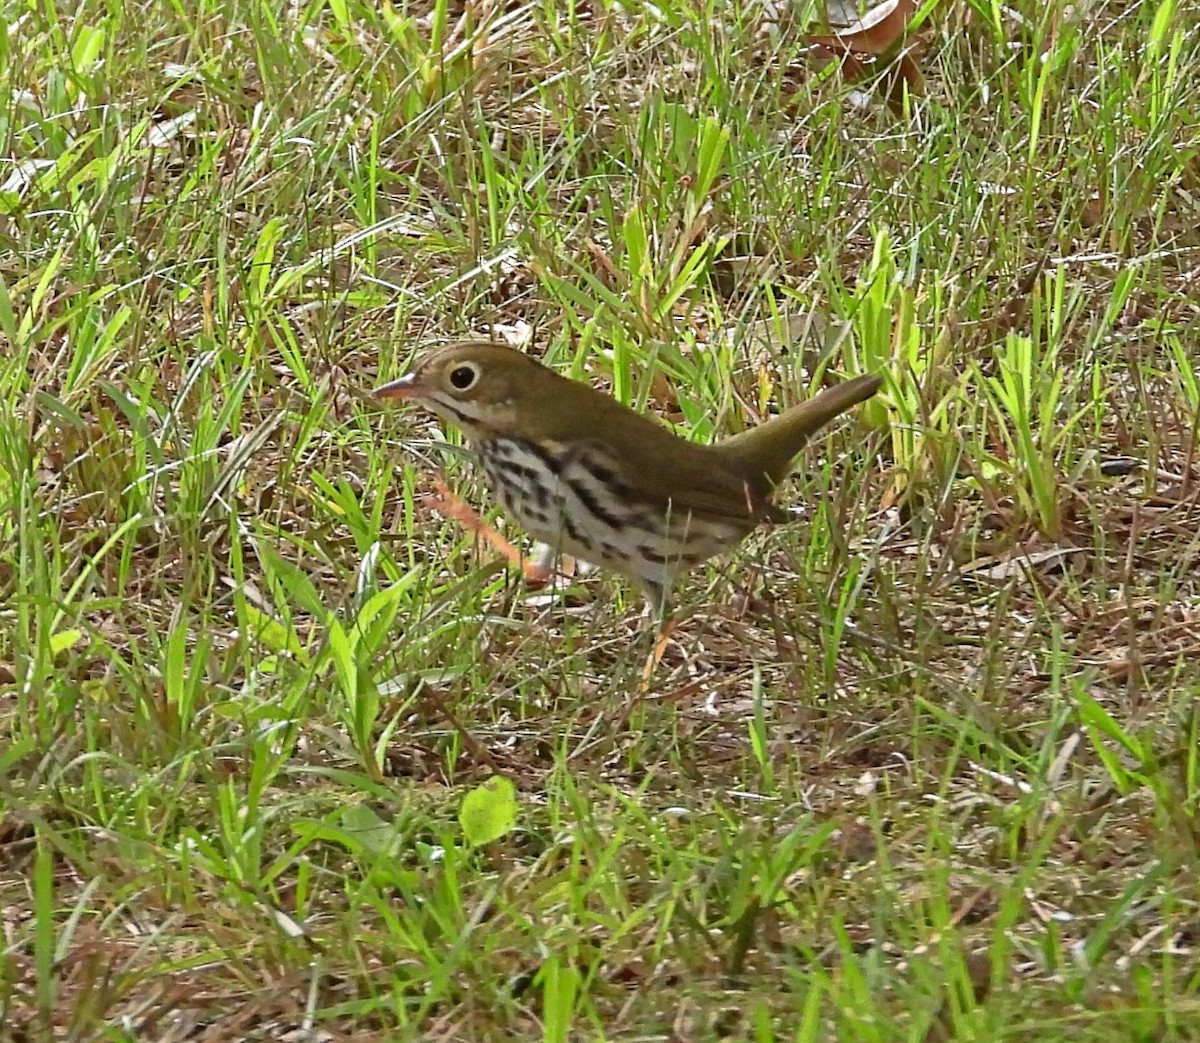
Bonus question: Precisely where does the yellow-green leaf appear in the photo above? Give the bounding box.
[459,776,517,847]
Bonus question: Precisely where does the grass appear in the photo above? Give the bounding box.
[2,0,1200,1038]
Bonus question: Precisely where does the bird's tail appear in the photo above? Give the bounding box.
[715,373,883,486]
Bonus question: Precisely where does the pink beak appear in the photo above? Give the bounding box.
[375,373,420,399]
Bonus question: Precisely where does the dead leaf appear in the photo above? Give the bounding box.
[960,545,1084,582]
[922,951,993,1043]
[810,0,919,56]
[804,0,925,111]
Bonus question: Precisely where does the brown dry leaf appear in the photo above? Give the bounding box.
[647,367,677,407]
[885,49,926,105]
[584,237,621,291]
[804,0,925,112]
[995,251,1051,333]
[922,950,993,1043]
[810,0,919,56]
[959,544,1084,583]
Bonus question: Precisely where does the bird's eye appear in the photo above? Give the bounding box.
[448,363,479,391]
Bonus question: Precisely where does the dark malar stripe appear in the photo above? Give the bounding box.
[438,400,487,430]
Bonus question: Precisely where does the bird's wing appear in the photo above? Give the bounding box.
[568,437,781,525]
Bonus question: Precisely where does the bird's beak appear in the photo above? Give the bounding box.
[375,373,419,399]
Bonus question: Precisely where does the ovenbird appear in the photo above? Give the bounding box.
[377,341,882,615]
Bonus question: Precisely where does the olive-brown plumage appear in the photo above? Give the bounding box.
[377,341,881,613]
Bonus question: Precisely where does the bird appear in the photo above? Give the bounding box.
[376,340,882,616]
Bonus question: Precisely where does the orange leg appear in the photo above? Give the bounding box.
[639,618,676,688]
[602,619,677,729]
[421,474,556,587]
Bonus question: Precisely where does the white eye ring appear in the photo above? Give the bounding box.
[447,362,481,392]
